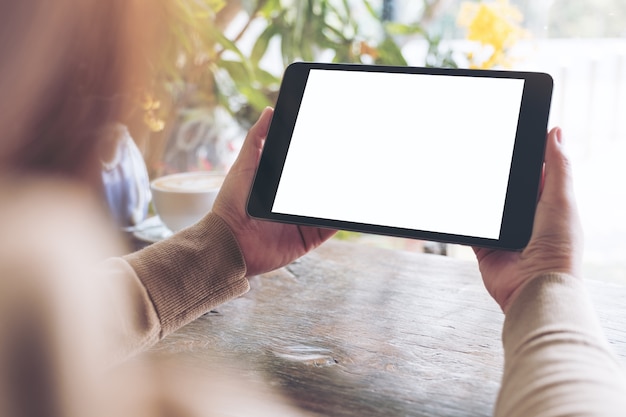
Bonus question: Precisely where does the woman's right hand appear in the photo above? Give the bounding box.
[473,127,584,313]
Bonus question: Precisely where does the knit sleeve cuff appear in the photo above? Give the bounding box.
[124,212,248,337]
[502,273,607,359]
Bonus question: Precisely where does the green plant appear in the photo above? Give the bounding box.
[140,0,460,174]
[139,0,274,173]
[143,0,273,132]
[149,0,461,127]
[234,0,461,123]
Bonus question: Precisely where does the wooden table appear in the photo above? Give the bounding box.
[150,239,626,417]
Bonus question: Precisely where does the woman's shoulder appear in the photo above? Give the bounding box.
[0,175,124,270]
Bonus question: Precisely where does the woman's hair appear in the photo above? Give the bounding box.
[0,0,164,181]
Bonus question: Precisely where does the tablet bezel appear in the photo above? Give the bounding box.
[247,62,553,250]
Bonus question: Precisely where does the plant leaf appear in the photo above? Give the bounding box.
[384,22,426,36]
[250,24,279,64]
[376,36,408,66]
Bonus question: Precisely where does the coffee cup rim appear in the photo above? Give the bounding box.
[150,171,226,193]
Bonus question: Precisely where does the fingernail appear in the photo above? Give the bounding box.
[258,107,272,123]
[555,127,563,144]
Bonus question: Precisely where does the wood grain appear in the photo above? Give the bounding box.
[150,239,626,416]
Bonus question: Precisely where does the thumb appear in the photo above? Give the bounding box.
[233,107,274,169]
[541,127,575,207]
[531,126,583,268]
[212,107,274,225]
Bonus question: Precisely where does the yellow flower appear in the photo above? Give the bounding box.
[457,0,527,69]
[143,113,165,132]
[141,94,161,111]
[141,93,165,132]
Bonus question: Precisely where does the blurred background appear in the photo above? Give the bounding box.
[129,0,626,282]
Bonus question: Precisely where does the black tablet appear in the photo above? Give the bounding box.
[247,62,553,250]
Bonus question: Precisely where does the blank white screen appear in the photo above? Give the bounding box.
[271,69,524,239]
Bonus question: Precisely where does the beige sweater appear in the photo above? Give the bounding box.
[497,274,626,416]
[110,212,249,357]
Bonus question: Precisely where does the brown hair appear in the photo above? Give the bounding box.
[0,0,164,182]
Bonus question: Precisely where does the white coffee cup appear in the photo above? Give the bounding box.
[150,171,226,232]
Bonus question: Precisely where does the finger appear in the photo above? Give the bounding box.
[237,107,274,163]
[533,127,584,252]
[541,127,575,206]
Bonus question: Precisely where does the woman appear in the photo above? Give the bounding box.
[0,0,624,416]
